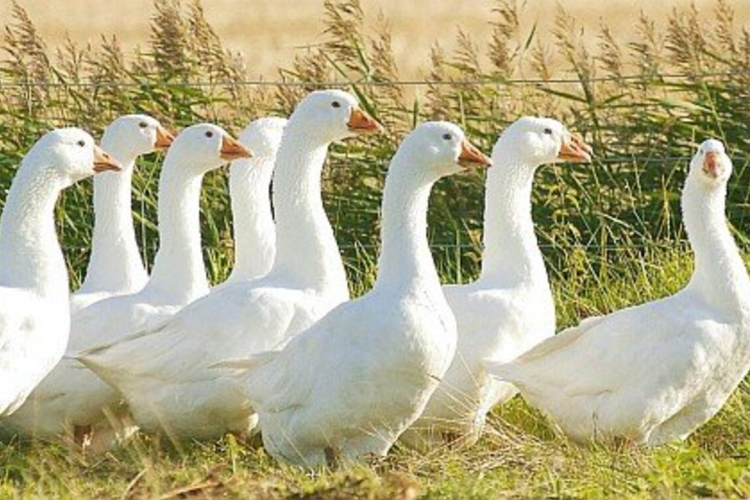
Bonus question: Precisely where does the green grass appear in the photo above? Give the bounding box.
[2,248,750,498]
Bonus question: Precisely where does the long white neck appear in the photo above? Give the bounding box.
[683,178,750,314]
[78,135,147,294]
[226,156,276,283]
[0,164,69,299]
[269,126,348,299]
[478,151,548,291]
[141,163,210,303]
[374,166,442,295]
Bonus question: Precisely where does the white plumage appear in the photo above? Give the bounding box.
[401,117,592,449]
[78,91,382,440]
[3,124,249,440]
[221,121,491,468]
[70,115,174,315]
[485,139,750,445]
[0,128,120,417]
[221,116,287,286]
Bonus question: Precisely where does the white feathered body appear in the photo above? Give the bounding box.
[78,93,367,440]
[0,128,107,419]
[70,291,124,317]
[487,141,750,445]
[0,288,69,417]
[82,280,345,438]
[239,120,483,467]
[4,293,181,434]
[491,287,750,444]
[247,284,457,467]
[4,123,236,435]
[406,280,553,443]
[401,119,579,448]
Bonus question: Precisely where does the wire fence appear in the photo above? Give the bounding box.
[59,241,691,253]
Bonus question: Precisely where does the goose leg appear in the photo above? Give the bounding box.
[73,424,93,449]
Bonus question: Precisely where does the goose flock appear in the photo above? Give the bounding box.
[1,89,748,469]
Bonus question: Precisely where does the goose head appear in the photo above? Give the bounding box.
[688,139,732,187]
[103,114,174,163]
[30,128,121,187]
[496,116,592,167]
[239,117,288,160]
[167,123,252,174]
[287,89,382,143]
[231,117,288,183]
[395,121,491,181]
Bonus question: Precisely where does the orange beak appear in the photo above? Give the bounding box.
[220,135,253,161]
[703,151,719,178]
[458,139,492,169]
[154,125,175,150]
[347,107,383,134]
[93,146,122,173]
[557,133,593,163]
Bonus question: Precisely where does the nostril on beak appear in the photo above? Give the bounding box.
[703,152,719,177]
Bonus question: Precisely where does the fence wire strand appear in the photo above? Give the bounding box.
[1,69,748,89]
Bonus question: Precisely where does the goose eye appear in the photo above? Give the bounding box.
[77,140,86,147]
[205,131,214,138]
[139,122,148,129]
[442,133,452,141]
[331,101,341,108]
[543,128,553,135]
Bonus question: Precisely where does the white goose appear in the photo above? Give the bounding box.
[221,116,287,286]
[3,124,250,439]
[220,122,491,468]
[401,117,592,449]
[0,128,120,416]
[70,115,174,316]
[78,90,381,440]
[486,139,750,445]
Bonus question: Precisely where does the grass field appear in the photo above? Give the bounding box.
[2,0,750,497]
[2,249,750,498]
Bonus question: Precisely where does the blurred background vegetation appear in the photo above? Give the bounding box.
[0,0,749,324]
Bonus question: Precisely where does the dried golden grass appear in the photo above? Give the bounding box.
[2,0,750,77]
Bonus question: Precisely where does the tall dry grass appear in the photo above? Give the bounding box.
[4,0,750,79]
